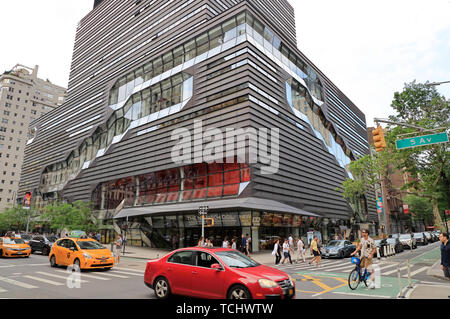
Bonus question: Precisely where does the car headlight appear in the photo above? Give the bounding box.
[83,253,92,259]
[258,279,279,289]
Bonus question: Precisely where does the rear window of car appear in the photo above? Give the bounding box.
[168,251,194,265]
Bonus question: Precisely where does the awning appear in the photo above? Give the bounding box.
[114,197,320,219]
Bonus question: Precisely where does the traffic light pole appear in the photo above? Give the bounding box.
[374,118,437,133]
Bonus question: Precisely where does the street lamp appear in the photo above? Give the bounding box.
[426,80,450,87]
[198,206,209,244]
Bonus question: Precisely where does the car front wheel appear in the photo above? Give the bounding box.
[154,277,171,299]
[50,255,57,267]
[228,285,252,299]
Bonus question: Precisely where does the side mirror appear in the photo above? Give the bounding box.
[211,263,222,271]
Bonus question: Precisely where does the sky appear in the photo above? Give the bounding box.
[1,0,449,127]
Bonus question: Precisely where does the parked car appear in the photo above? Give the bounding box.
[423,232,434,243]
[389,234,400,239]
[322,240,356,258]
[399,234,417,249]
[431,231,441,241]
[386,237,404,253]
[144,247,295,299]
[30,235,57,255]
[374,239,388,257]
[20,234,32,244]
[413,233,428,245]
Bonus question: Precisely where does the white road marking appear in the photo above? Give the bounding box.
[332,292,391,298]
[54,270,111,281]
[403,267,429,277]
[111,270,142,276]
[115,267,145,273]
[0,276,38,289]
[0,287,7,293]
[384,266,408,276]
[92,272,129,279]
[319,264,356,272]
[23,275,65,286]
[35,271,89,283]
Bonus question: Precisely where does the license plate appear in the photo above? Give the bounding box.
[326,253,329,256]
[17,252,23,255]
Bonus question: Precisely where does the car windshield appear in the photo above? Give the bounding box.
[76,240,104,250]
[21,235,31,240]
[387,239,396,244]
[3,238,25,244]
[215,251,260,269]
[400,235,411,239]
[326,241,343,247]
[46,236,57,242]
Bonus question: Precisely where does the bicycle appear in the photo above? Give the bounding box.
[348,256,371,290]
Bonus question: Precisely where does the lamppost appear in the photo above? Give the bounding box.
[198,206,209,244]
[426,80,450,87]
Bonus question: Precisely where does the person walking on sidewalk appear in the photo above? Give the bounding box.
[439,232,450,281]
[297,237,306,263]
[351,229,376,289]
[241,234,248,255]
[273,239,281,265]
[281,239,293,264]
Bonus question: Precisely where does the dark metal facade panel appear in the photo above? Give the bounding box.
[19,0,375,221]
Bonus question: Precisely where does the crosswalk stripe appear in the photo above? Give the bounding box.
[92,272,129,279]
[403,267,428,277]
[35,271,89,283]
[54,270,111,281]
[111,270,142,276]
[23,275,65,286]
[0,276,38,289]
[384,266,407,276]
[319,264,356,272]
[115,267,145,273]
[0,287,7,293]
[378,264,398,272]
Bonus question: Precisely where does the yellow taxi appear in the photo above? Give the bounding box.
[49,238,114,270]
[0,237,32,258]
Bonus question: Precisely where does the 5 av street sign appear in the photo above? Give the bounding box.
[396,132,449,150]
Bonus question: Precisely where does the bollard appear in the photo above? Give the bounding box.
[397,264,405,298]
[373,264,381,288]
[376,247,381,260]
[383,245,387,258]
[407,259,413,289]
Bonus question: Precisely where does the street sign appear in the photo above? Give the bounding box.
[403,204,410,214]
[396,132,449,150]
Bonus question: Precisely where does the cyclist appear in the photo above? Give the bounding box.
[351,229,376,289]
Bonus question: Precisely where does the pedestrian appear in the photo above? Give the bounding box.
[114,234,123,264]
[222,237,230,248]
[297,237,306,263]
[206,238,213,248]
[351,229,376,289]
[281,239,293,264]
[272,239,281,265]
[198,236,204,247]
[246,234,251,256]
[231,238,237,250]
[309,236,321,267]
[439,233,450,281]
[241,234,247,255]
[96,232,101,242]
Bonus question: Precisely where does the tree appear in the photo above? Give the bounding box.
[388,81,449,231]
[404,195,433,225]
[337,81,449,231]
[40,201,99,234]
[0,206,36,233]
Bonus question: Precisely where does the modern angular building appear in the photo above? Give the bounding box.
[0,64,66,211]
[18,0,377,250]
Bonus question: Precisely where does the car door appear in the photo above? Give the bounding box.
[57,239,72,266]
[166,251,195,296]
[53,239,66,263]
[65,240,79,266]
[191,251,225,299]
[31,236,43,252]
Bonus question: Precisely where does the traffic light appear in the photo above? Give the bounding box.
[203,218,215,227]
[372,126,387,152]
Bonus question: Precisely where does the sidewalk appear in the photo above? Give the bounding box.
[118,245,313,265]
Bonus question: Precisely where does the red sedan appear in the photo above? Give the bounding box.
[144,247,295,299]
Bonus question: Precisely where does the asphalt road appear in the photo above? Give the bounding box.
[275,241,448,299]
[0,254,155,299]
[0,241,446,299]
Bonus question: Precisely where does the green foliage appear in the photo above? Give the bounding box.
[0,206,36,232]
[404,195,433,223]
[40,201,98,233]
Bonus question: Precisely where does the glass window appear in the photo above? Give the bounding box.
[168,251,194,265]
[196,252,220,268]
[196,33,209,55]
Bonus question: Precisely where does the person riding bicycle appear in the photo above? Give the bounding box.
[350,229,376,289]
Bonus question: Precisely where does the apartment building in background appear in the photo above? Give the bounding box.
[19,0,376,248]
[0,64,66,211]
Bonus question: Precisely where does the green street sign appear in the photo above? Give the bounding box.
[396,132,449,150]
